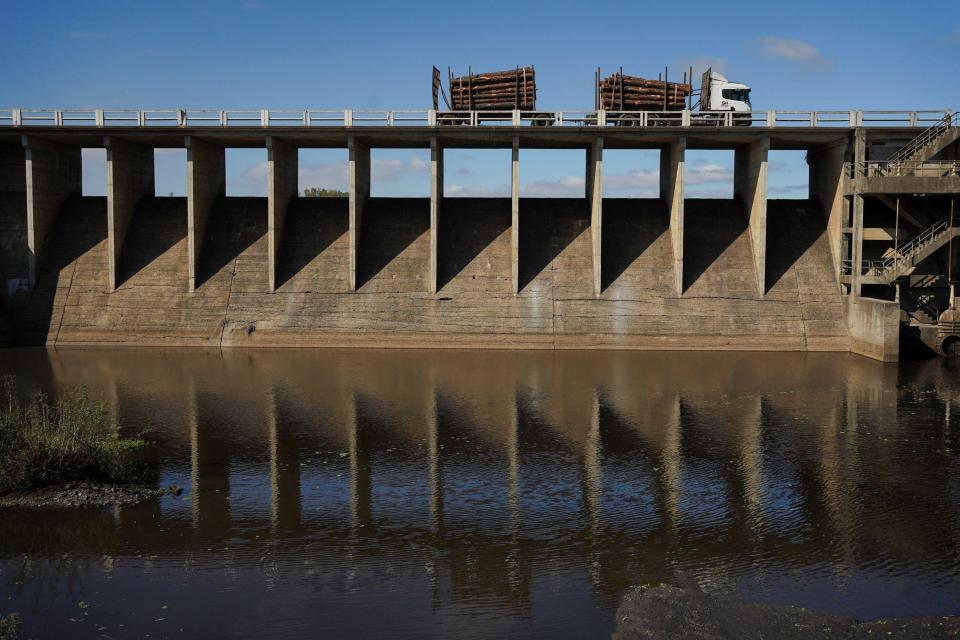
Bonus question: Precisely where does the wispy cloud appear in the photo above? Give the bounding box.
[66,30,108,41]
[758,36,826,67]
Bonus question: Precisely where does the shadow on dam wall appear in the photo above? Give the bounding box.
[0,195,848,349]
[276,197,348,292]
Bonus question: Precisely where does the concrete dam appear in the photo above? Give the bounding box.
[1,108,958,361]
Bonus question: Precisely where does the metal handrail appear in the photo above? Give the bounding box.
[0,108,953,129]
[848,160,960,178]
[886,111,957,167]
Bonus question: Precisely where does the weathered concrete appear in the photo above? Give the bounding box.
[734,137,768,296]
[22,136,81,287]
[186,136,225,292]
[429,136,443,294]
[847,295,899,361]
[660,138,685,296]
[348,136,370,292]
[105,137,154,291]
[267,137,297,293]
[0,145,27,296]
[808,141,847,279]
[587,137,603,296]
[8,195,848,351]
[511,136,520,294]
[850,175,960,195]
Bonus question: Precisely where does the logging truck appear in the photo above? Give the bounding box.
[432,65,752,126]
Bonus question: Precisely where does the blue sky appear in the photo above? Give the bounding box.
[3,1,958,198]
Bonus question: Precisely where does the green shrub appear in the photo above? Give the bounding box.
[0,612,20,640]
[0,376,147,494]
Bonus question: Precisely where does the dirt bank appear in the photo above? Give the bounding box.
[0,481,181,509]
[613,584,960,639]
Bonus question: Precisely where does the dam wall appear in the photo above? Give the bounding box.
[7,120,936,357]
[3,191,847,351]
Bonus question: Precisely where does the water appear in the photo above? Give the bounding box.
[0,348,958,639]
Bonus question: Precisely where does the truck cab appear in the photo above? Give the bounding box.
[700,70,752,113]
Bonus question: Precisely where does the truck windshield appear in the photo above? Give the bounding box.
[722,88,751,104]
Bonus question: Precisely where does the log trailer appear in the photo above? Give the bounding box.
[432,65,753,126]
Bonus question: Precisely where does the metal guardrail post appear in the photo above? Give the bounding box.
[556,111,563,127]
[811,112,818,127]
[177,110,186,127]
[260,109,269,127]
[95,109,104,127]
[428,110,437,127]
[681,110,690,127]
[512,110,520,126]
[220,111,227,127]
[598,110,606,127]
[766,111,774,127]
[13,109,21,126]
[344,109,353,127]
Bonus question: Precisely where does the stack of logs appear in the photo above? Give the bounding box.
[599,72,692,111]
[449,67,536,110]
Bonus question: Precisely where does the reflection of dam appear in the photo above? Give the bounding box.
[2,350,957,611]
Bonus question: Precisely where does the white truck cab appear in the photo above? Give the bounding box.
[700,69,752,113]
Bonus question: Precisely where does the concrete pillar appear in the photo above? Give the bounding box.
[105,137,154,291]
[851,194,865,297]
[808,141,848,279]
[734,137,769,296]
[850,129,867,298]
[267,137,297,293]
[660,137,686,296]
[22,136,82,287]
[511,136,520,295]
[348,136,370,292]
[186,136,225,292]
[0,144,26,192]
[587,137,603,296]
[430,137,443,294]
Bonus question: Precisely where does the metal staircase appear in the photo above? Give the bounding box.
[883,111,959,175]
[863,217,959,282]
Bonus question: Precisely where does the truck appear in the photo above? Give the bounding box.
[597,67,752,126]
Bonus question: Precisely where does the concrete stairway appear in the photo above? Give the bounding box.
[885,112,959,174]
[869,217,959,282]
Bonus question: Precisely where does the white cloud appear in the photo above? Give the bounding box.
[523,175,584,197]
[758,36,824,66]
[447,184,506,197]
[299,161,348,192]
[604,168,659,196]
[371,156,427,182]
[687,163,733,185]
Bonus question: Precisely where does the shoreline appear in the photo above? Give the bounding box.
[0,481,181,509]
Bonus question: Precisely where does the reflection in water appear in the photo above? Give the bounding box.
[1,349,959,639]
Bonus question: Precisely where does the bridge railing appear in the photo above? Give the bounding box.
[848,160,960,178]
[0,108,952,129]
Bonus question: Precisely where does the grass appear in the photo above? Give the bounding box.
[0,375,147,494]
[0,613,19,640]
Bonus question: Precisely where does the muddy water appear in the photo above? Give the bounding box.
[0,348,959,639]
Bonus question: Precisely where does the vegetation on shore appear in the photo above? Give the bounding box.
[0,376,147,495]
[0,612,19,640]
[301,187,347,198]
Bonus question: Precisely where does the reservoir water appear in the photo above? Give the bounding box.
[1,348,958,638]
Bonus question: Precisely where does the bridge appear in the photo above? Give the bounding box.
[0,107,957,360]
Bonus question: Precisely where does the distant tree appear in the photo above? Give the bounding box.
[301,187,347,198]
